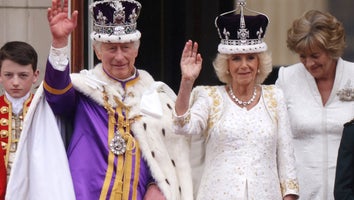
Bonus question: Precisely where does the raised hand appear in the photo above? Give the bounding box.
[47,0,78,48]
[175,40,203,115]
[180,40,203,83]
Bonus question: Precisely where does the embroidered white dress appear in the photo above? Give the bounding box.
[173,85,299,200]
[276,58,354,200]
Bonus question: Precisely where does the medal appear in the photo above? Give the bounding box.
[103,89,140,156]
[109,132,126,155]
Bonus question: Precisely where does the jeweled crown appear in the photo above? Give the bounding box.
[215,0,269,54]
[90,0,142,43]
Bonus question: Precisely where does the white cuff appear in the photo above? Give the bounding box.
[48,45,69,71]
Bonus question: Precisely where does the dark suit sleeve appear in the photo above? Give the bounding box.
[334,123,354,200]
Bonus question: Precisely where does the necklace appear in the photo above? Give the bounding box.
[228,85,257,107]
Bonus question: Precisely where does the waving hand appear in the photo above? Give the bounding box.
[47,0,78,48]
[180,40,203,83]
[175,40,203,115]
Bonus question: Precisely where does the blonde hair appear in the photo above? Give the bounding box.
[213,51,272,85]
[287,10,345,59]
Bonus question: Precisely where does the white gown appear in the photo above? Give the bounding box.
[173,85,299,200]
[276,58,354,200]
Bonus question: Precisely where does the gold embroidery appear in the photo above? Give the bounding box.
[6,113,24,177]
[0,106,8,114]
[1,94,32,180]
[0,130,8,138]
[1,141,6,150]
[100,86,141,200]
[173,113,191,127]
[43,81,73,95]
[0,118,8,126]
[206,86,221,131]
[262,85,278,122]
[281,178,299,195]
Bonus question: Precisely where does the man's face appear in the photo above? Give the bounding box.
[0,59,39,98]
[95,42,139,80]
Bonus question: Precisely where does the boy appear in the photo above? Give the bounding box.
[0,41,39,198]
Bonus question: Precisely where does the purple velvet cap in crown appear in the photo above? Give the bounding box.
[90,0,142,43]
[215,12,269,54]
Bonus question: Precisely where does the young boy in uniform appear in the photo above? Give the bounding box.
[0,41,39,199]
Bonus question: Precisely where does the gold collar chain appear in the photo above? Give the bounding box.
[102,87,141,156]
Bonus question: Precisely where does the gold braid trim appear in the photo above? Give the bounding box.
[43,81,73,95]
[100,87,141,200]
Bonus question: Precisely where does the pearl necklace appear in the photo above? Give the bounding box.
[228,85,257,107]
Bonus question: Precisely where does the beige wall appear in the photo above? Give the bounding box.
[241,0,327,66]
[0,0,52,93]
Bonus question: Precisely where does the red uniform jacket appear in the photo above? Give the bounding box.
[0,94,33,200]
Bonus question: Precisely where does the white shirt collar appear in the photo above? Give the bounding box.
[5,92,30,115]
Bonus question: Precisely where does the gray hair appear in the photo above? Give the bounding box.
[92,40,141,52]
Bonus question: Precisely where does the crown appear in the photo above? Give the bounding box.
[215,0,269,54]
[89,0,142,43]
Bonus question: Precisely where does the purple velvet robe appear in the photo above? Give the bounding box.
[43,61,152,200]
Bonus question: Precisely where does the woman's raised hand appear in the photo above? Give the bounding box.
[180,40,203,83]
[176,40,203,115]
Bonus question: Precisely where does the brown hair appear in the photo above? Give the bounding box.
[287,10,345,59]
[0,41,38,71]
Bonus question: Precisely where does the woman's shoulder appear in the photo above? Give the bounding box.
[261,84,283,95]
[276,63,308,90]
[278,63,305,77]
[192,85,225,104]
[261,85,287,109]
[194,85,223,89]
[339,58,354,73]
[340,58,354,66]
[193,85,224,94]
